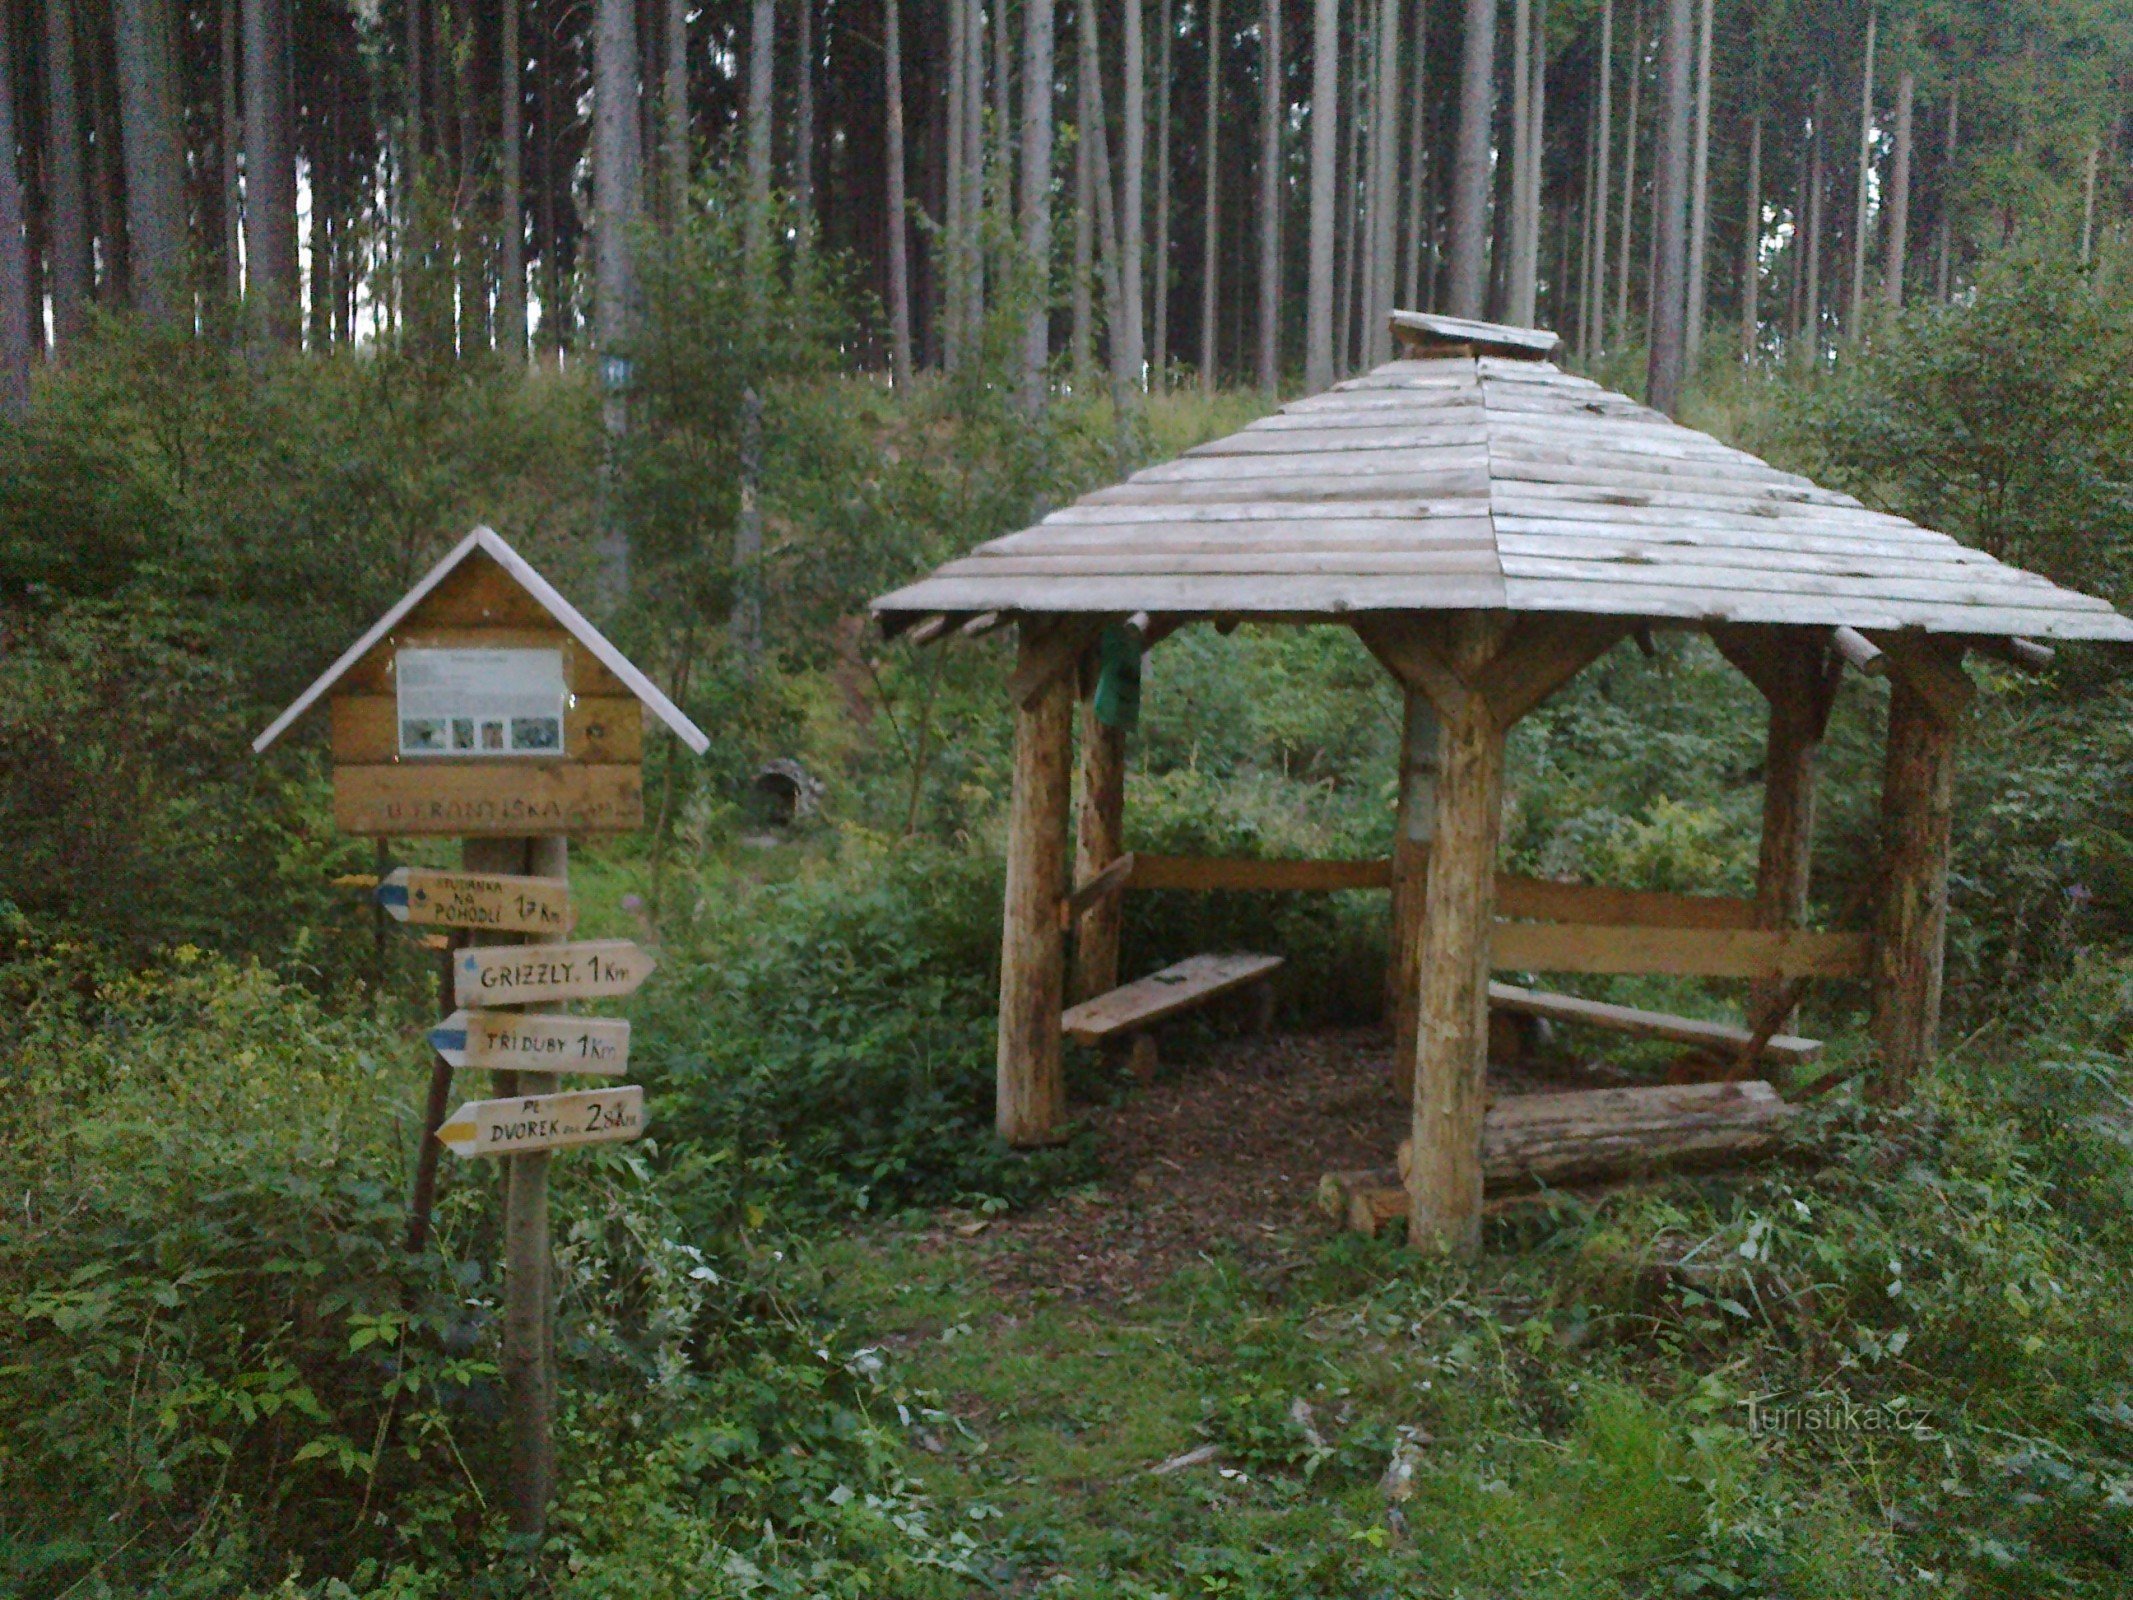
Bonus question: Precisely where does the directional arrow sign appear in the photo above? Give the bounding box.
[430,1009,630,1075]
[376,867,575,934]
[453,939,655,1007]
[436,1085,647,1158]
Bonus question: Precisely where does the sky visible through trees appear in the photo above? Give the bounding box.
[4,0,2129,412]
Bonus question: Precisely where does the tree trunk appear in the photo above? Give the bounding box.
[1644,0,1688,413]
[1074,699,1127,1004]
[1741,111,1759,360]
[242,0,297,340]
[1584,0,1609,359]
[1613,2,1638,340]
[0,0,31,413]
[1083,0,1136,454]
[998,629,1075,1146]
[1847,6,1874,338]
[1934,84,1956,300]
[307,105,331,347]
[1387,689,1438,1088]
[216,0,240,306]
[963,0,986,339]
[1198,0,1220,392]
[1021,0,1058,413]
[1507,0,1532,322]
[1400,0,1427,307]
[1120,0,1145,386]
[594,0,642,598]
[1683,0,1710,364]
[1869,672,1960,1104]
[1520,0,1546,325]
[1445,0,1494,318]
[500,0,526,358]
[663,0,688,217]
[1257,0,1281,390]
[1339,10,1364,362]
[2082,138,2099,264]
[1305,0,1336,388]
[1072,18,1094,380]
[943,0,968,368]
[1802,80,1822,360]
[1883,65,1910,305]
[1578,71,1596,351]
[45,0,90,347]
[1365,0,1398,357]
[794,0,814,254]
[744,0,773,273]
[884,0,914,385]
[113,0,186,325]
[1153,0,1174,384]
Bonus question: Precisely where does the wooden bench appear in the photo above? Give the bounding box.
[1319,1080,1797,1234]
[1062,952,1284,1076]
[1488,982,1824,1067]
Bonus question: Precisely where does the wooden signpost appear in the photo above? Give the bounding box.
[429,1010,631,1075]
[378,866,576,934]
[452,938,656,1007]
[435,1086,647,1157]
[253,526,707,1546]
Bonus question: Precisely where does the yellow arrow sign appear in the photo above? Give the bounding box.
[378,867,575,934]
[435,1085,647,1158]
[453,939,655,1007]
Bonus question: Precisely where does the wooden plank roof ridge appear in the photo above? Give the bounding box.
[871,318,2133,643]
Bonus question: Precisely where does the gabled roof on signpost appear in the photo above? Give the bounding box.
[252,525,711,755]
[871,316,2133,644]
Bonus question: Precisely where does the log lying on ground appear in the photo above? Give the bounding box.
[1317,1081,1797,1235]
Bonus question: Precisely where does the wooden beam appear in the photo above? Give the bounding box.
[906,613,954,645]
[997,631,1077,1145]
[1491,922,1870,979]
[1059,952,1284,1043]
[1868,631,1974,724]
[961,610,1007,638]
[1062,850,1137,929]
[1482,616,1636,725]
[1832,625,1886,676]
[1869,675,1959,1103]
[1388,690,1438,1096]
[1487,982,1824,1065]
[1355,611,1630,728]
[1071,703,1128,1002]
[1406,613,1511,1257]
[1128,854,1395,890]
[1008,615,1108,708]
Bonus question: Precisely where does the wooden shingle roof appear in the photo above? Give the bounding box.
[873,335,2133,643]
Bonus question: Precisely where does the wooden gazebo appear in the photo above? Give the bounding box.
[872,312,2133,1254]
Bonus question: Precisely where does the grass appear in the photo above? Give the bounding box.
[803,1199,1909,1598]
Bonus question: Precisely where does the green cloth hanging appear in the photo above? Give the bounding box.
[1092,622,1143,731]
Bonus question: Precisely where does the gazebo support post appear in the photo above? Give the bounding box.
[1357,612,1630,1254]
[998,622,1082,1144]
[1869,638,1970,1103]
[1073,695,1128,1004]
[1387,689,1440,1093]
[1712,627,1838,1031]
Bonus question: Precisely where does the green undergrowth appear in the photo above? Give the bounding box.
[806,955,2133,1596]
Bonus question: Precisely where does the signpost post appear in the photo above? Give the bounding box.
[253,527,708,1548]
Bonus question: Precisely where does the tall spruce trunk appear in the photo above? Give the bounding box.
[943,0,968,367]
[1257,0,1281,390]
[1198,0,1221,391]
[1081,0,1136,463]
[1305,0,1337,387]
[1520,0,1546,325]
[243,0,297,340]
[0,0,31,413]
[1682,0,1710,363]
[45,0,90,346]
[1153,0,1174,383]
[794,0,814,253]
[1802,80,1823,359]
[1584,0,1609,359]
[1578,74,1596,348]
[1020,0,1058,413]
[1644,0,1689,413]
[884,0,913,384]
[744,0,773,272]
[1741,110,1759,359]
[1120,0,1145,384]
[1934,84,1956,299]
[1507,0,1532,321]
[1401,0,1427,306]
[1884,64,1912,303]
[500,0,526,357]
[1445,0,1495,317]
[1847,7,1874,337]
[113,0,186,324]
[1613,2,1639,338]
[663,0,688,216]
[594,0,642,601]
[1338,7,1364,361]
[218,0,240,304]
[1072,20,1094,379]
[1364,0,1397,357]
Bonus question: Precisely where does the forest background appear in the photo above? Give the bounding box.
[9,0,2133,1593]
